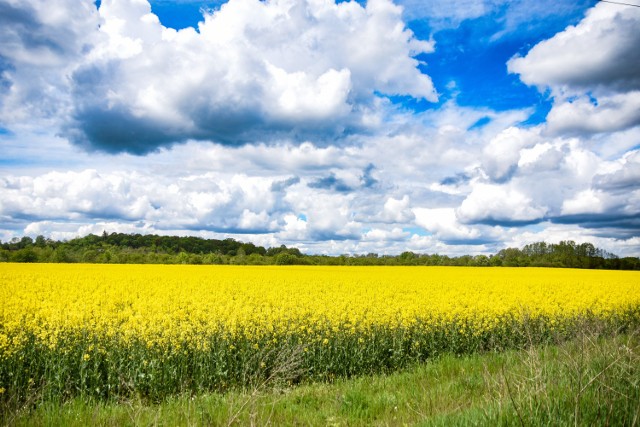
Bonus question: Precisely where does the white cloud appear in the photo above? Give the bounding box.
[405,233,497,256]
[0,0,439,154]
[457,183,548,224]
[0,0,100,124]
[0,168,287,234]
[481,126,542,181]
[22,220,152,242]
[266,65,352,121]
[587,127,640,160]
[362,227,408,242]
[560,189,606,216]
[517,142,563,172]
[413,207,483,242]
[509,3,640,136]
[2,125,639,254]
[1,170,152,221]
[593,149,640,191]
[277,214,308,241]
[508,3,640,93]
[284,187,360,240]
[469,2,640,236]
[462,128,639,235]
[238,209,275,231]
[380,195,415,223]
[546,92,640,135]
[1,0,639,258]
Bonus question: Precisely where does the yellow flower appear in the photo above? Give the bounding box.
[0,263,638,362]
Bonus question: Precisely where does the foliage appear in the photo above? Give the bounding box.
[1,233,638,269]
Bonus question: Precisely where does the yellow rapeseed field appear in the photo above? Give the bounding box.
[1,263,639,400]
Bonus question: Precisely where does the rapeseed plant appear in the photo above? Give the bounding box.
[0,263,638,403]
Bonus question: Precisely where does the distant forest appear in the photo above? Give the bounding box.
[1,232,639,270]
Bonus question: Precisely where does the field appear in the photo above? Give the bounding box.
[1,263,639,417]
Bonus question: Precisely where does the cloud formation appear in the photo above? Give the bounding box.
[509,3,640,136]
[1,0,436,154]
[1,0,639,257]
[0,0,99,124]
[460,124,640,234]
[417,2,640,245]
[508,4,640,93]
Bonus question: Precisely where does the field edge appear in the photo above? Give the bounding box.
[4,326,639,426]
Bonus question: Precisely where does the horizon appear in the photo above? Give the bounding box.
[1,0,639,257]
[0,230,632,261]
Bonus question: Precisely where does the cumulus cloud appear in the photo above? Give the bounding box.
[413,207,490,244]
[2,0,639,257]
[481,126,542,182]
[0,0,99,124]
[277,214,308,241]
[0,0,437,154]
[560,189,610,216]
[283,185,361,240]
[1,155,379,245]
[362,227,408,242]
[449,2,640,240]
[460,127,639,234]
[508,3,640,135]
[3,125,639,253]
[562,149,640,234]
[517,142,564,173]
[0,169,289,234]
[457,184,547,225]
[593,150,640,191]
[380,195,415,223]
[545,92,640,135]
[508,4,640,92]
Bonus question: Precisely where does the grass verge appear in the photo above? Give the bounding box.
[3,325,639,426]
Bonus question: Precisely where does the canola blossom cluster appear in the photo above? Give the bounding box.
[1,263,639,401]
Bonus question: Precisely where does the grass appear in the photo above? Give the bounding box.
[4,326,639,426]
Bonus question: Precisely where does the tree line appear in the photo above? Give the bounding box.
[1,232,638,270]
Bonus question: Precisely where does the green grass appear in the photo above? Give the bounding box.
[4,327,639,426]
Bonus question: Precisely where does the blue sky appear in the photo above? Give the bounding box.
[1,0,639,256]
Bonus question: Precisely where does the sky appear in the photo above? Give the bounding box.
[1,0,639,256]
